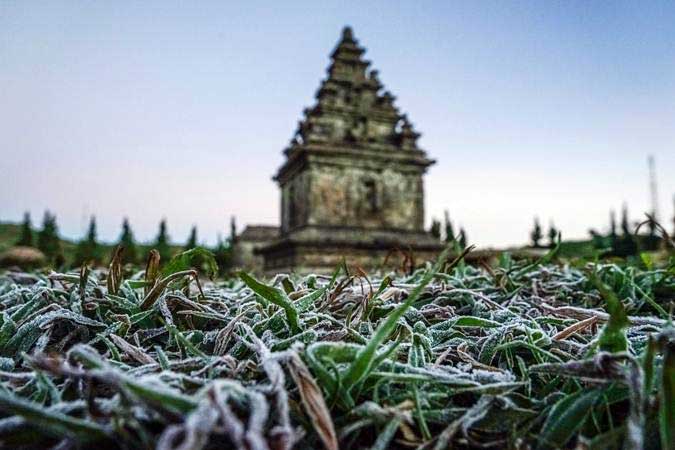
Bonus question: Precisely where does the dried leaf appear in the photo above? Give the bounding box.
[287,352,338,450]
[106,245,124,295]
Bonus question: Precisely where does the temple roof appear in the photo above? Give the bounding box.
[237,225,280,242]
[285,26,424,155]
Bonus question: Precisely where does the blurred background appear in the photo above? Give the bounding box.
[1,0,674,253]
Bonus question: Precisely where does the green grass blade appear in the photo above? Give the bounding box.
[537,389,601,449]
[239,271,301,334]
[161,247,218,279]
[591,274,629,353]
[341,248,449,391]
[0,390,109,442]
[659,329,674,450]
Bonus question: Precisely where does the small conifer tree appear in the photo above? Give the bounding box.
[213,234,232,276]
[614,204,637,256]
[443,210,455,243]
[118,218,138,265]
[155,219,172,263]
[16,212,33,247]
[620,204,631,236]
[430,219,441,240]
[530,217,543,248]
[607,209,618,251]
[37,211,62,265]
[230,216,237,244]
[185,225,198,250]
[645,216,659,251]
[458,227,467,249]
[74,216,101,265]
[547,222,558,248]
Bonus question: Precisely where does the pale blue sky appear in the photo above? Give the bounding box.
[1,1,674,247]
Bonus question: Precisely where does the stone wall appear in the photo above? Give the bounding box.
[281,170,310,233]
[282,162,425,234]
[232,240,265,271]
[232,226,279,272]
[307,164,424,231]
[262,241,441,275]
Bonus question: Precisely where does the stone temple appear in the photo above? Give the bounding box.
[239,27,442,273]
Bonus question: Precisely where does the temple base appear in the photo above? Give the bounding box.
[258,229,444,274]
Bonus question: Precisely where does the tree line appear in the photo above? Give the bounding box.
[528,201,674,255]
[586,204,665,257]
[15,212,236,272]
[529,218,559,249]
[432,201,674,256]
[429,211,468,249]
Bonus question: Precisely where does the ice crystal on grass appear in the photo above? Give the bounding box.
[0,249,672,449]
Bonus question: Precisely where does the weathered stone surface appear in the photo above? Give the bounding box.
[261,241,441,275]
[258,26,443,273]
[232,225,279,271]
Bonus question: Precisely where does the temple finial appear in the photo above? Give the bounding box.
[342,26,354,41]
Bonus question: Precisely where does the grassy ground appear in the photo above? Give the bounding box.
[0,247,672,449]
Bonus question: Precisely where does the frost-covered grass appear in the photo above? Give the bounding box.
[0,248,673,449]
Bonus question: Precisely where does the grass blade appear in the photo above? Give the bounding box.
[537,389,601,449]
[239,271,301,334]
[0,390,109,442]
[341,247,449,391]
[659,328,674,450]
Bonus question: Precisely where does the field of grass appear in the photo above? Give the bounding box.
[0,247,673,450]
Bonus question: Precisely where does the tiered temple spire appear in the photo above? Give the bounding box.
[289,26,420,151]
